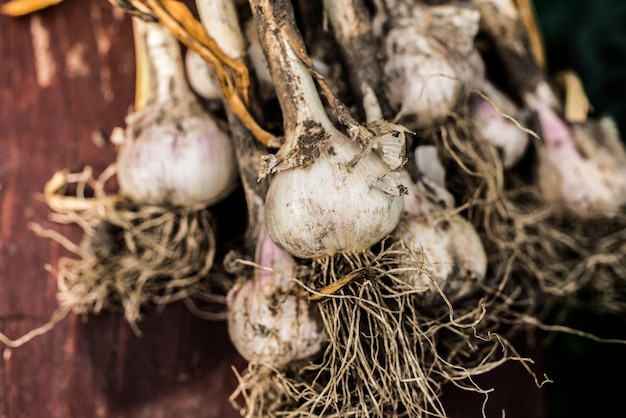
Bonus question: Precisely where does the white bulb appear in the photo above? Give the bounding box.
[264,131,404,259]
[184,49,222,101]
[470,95,529,169]
[395,214,487,301]
[383,6,483,128]
[394,170,486,301]
[115,100,238,206]
[534,102,626,213]
[227,279,326,367]
[227,232,326,367]
[117,19,239,207]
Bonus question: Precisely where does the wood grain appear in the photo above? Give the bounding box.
[0,2,244,417]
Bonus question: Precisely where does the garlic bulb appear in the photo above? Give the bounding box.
[382,4,484,128]
[114,18,238,207]
[415,145,447,188]
[184,48,222,101]
[395,215,487,300]
[531,96,626,213]
[251,0,404,259]
[394,170,487,300]
[266,132,404,259]
[227,230,327,368]
[470,82,529,169]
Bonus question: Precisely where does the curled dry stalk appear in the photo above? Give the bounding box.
[108,0,280,148]
[0,0,64,15]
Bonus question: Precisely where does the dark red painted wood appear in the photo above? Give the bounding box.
[0,2,245,417]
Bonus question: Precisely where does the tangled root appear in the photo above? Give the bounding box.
[230,241,544,417]
[429,109,626,318]
[225,98,626,416]
[525,210,626,315]
[32,166,229,334]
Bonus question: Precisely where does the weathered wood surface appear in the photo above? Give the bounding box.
[0,1,547,417]
[0,2,244,417]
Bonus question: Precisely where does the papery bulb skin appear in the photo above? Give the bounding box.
[115,102,238,207]
[115,19,238,207]
[394,170,486,300]
[394,214,487,300]
[533,100,626,214]
[226,232,326,368]
[264,131,404,259]
[470,93,529,169]
[184,49,222,101]
[383,6,483,128]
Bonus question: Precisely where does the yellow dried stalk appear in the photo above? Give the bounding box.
[132,15,150,111]
[0,0,63,16]
[513,0,546,70]
[129,0,279,147]
[555,69,591,123]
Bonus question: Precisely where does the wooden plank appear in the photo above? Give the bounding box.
[0,2,245,417]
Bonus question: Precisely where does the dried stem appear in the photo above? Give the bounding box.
[132,16,195,105]
[512,0,546,70]
[113,0,279,147]
[322,0,390,122]
[473,0,544,97]
[0,0,63,16]
[248,0,334,136]
[249,0,376,152]
[198,0,270,253]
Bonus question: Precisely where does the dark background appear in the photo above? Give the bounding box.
[535,0,626,416]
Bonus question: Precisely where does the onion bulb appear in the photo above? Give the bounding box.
[113,18,238,207]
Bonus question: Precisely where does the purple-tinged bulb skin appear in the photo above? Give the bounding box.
[115,102,238,207]
[470,95,529,169]
[534,101,626,213]
[227,232,326,368]
[117,18,239,207]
